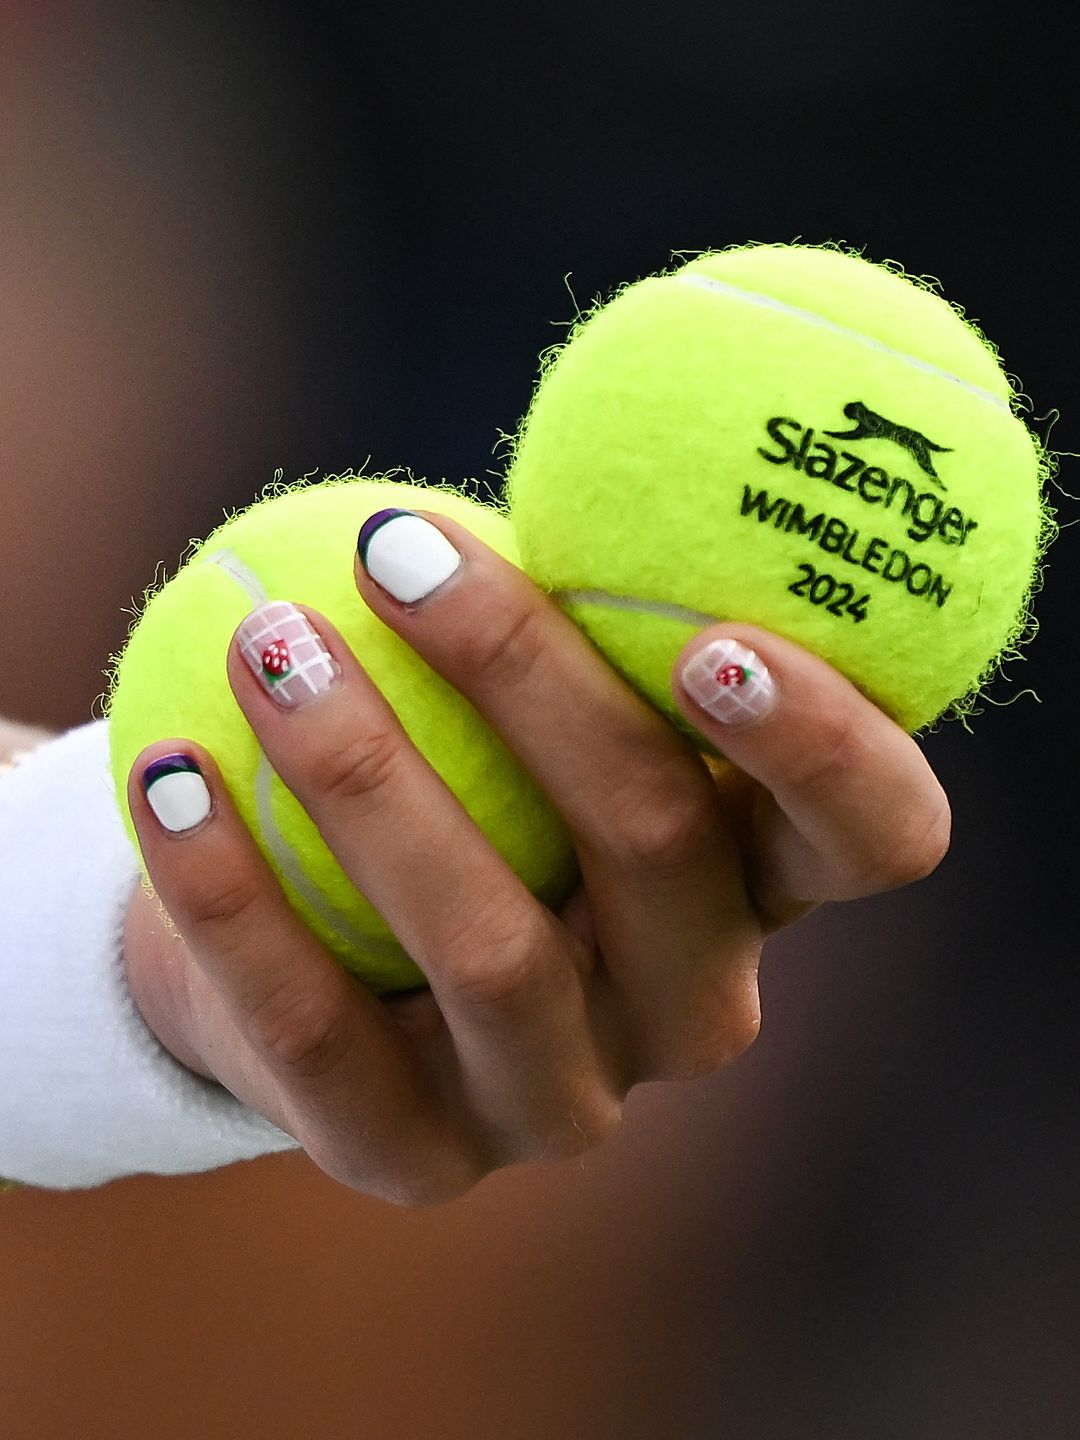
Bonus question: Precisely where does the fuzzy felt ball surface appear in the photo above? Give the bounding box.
[106,478,577,991]
[507,243,1055,736]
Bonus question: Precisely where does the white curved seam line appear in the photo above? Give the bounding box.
[253,754,402,958]
[203,548,267,604]
[556,588,722,627]
[205,547,394,959]
[674,273,1010,411]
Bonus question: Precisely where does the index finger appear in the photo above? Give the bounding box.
[670,624,952,924]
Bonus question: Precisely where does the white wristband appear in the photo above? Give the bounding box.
[0,719,299,1189]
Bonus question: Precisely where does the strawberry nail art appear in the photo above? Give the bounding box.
[680,639,776,725]
[237,602,340,708]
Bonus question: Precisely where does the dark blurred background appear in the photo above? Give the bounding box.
[1,3,1077,1437]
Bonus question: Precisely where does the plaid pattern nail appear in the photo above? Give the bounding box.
[237,601,340,708]
[681,639,776,724]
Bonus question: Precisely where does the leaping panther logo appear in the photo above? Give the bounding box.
[825,401,951,488]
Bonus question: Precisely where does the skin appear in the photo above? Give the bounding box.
[121,510,950,1205]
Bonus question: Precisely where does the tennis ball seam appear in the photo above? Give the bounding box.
[554,589,720,628]
[670,269,1060,730]
[205,545,403,963]
[505,242,1061,735]
[250,743,405,964]
[105,475,577,989]
[674,274,1010,411]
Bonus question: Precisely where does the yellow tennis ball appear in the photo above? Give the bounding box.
[106,477,577,992]
[507,242,1056,734]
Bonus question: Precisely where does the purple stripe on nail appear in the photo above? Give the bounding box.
[141,752,202,792]
[141,750,213,833]
[357,508,415,569]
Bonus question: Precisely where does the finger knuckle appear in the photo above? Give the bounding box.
[510,1084,624,1165]
[706,985,763,1070]
[188,867,265,939]
[607,775,720,877]
[392,1161,484,1209]
[455,599,546,693]
[441,904,555,1012]
[346,1149,486,1209]
[785,709,868,799]
[309,724,404,808]
[243,977,354,1079]
[878,787,953,888]
[727,992,763,1061]
[786,714,953,894]
[651,970,763,1081]
[552,1087,624,1158]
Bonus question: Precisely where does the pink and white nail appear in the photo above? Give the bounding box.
[237,601,341,708]
[681,639,776,725]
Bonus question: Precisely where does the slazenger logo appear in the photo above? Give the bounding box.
[824,401,951,487]
[756,412,978,547]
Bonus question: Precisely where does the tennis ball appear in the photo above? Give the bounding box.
[507,243,1056,735]
[106,477,577,993]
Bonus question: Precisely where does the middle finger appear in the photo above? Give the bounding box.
[355,507,764,1076]
[227,597,610,1152]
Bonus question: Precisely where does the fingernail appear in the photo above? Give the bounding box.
[358,509,462,603]
[142,753,213,833]
[236,600,341,708]
[681,639,777,725]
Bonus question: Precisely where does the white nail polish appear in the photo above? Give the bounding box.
[143,754,213,833]
[359,509,462,603]
[681,639,777,725]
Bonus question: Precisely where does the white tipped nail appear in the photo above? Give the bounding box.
[143,754,213,833]
[359,510,462,603]
[681,640,777,725]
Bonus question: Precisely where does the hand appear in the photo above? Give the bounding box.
[122,508,949,1204]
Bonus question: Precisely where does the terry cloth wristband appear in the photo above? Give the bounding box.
[0,719,300,1189]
